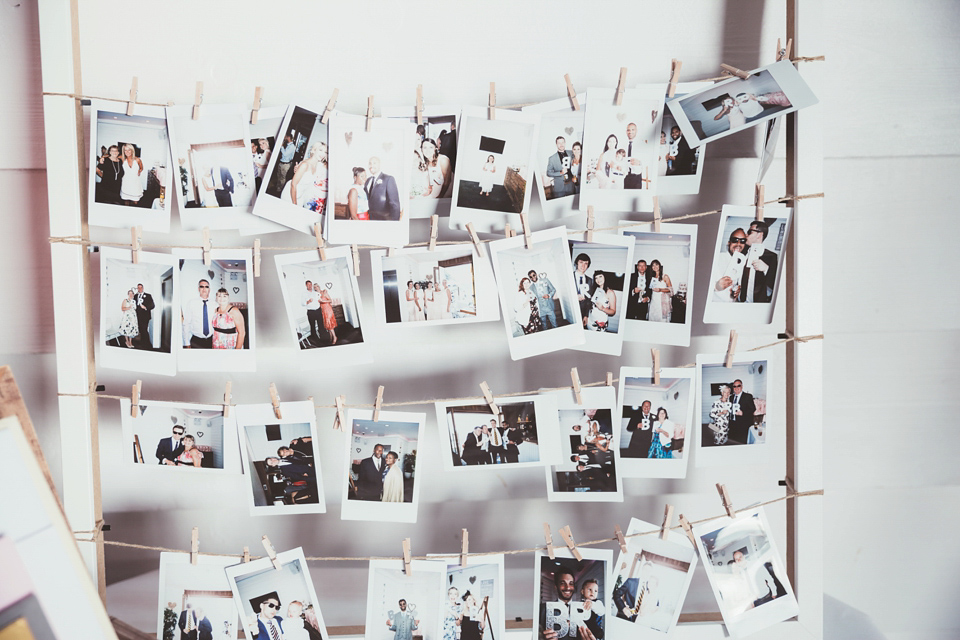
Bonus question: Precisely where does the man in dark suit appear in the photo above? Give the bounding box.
[156,425,185,465]
[364,157,402,221]
[728,379,756,444]
[622,123,644,190]
[134,283,155,349]
[666,126,696,175]
[739,220,779,303]
[460,426,488,465]
[627,260,652,320]
[437,122,457,171]
[178,603,199,640]
[251,594,284,639]
[546,136,574,198]
[213,165,234,207]
[623,401,653,458]
[573,253,594,327]
[357,443,385,500]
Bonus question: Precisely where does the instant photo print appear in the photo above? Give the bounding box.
[365,558,447,640]
[157,552,242,640]
[533,548,612,640]
[652,83,709,196]
[567,233,635,356]
[522,94,587,222]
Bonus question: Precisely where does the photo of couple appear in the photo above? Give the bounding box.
[699,360,768,448]
[157,553,241,640]
[439,558,505,640]
[366,559,447,640]
[382,107,459,217]
[523,94,587,221]
[122,399,237,472]
[536,552,611,640]
[177,255,254,364]
[552,407,617,495]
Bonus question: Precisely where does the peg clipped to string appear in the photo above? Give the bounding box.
[333,395,346,431]
[253,239,262,277]
[131,226,142,264]
[242,546,250,563]
[652,197,662,232]
[373,385,385,422]
[678,514,697,547]
[192,81,204,120]
[428,215,439,251]
[570,368,583,405]
[585,206,595,242]
[606,372,614,387]
[651,348,661,385]
[776,37,793,63]
[223,381,232,418]
[321,88,339,125]
[190,527,200,565]
[126,77,139,116]
[660,504,674,540]
[754,183,765,221]
[366,95,375,132]
[479,381,500,417]
[667,59,682,98]
[466,223,485,258]
[313,223,327,261]
[488,82,496,120]
[720,63,751,80]
[130,380,142,418]
[543,523,556,559]
[564,74,580,111]
[269,383,282,420]
[520,213,533,249]
[615,67,628,106]
[351,244,361,275]
[251,86,263,124]
[558,525,583,561]
[201,228,211,266]
[416,84,424,126]
[614,525,628,554]
[716,483,736,518]
[402,538,413,575]
[724,329,738,368]
[504,223,514,239]
[262,535,282,570]
[460,529,470,567]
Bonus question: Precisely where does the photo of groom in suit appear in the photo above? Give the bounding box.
[738,220,778,303]
[546,136,574,199]
[156,425,185,465]
[365,157,402,221]
[573,253,595,327]
[627,260,653,321]
[728,379,756,444]
[356,443,386,500]
[213,165,235,207]
[134,283,155,349]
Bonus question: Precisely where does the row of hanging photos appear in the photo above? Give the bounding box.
[181,481,738,576]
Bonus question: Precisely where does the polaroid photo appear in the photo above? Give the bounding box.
[534,547,613,640]
[696,354,774,467]
[157,552,242,640]
[98,246,178,376]
[119,398,240,473]
[543,386,622,502]
[694,508,798,638]
[424,554,506,640]
[608,517,697,639]
[567,234,635,356]
[252,103,335,236]
[703,205,792,325]
[365,558,447,640]
[0,534,57,638]
[274,247,372,368]
[326,113,413,247]
[341,409,427,523]
[225,546,329,640]
[369,244,499,328]
[166,104,279,234]
[174,248,256,372]
[489,227,585,360]
[620,222,697,347]
[448,106,540,233]
[667,60,818,149]
[87,100,173,232]
[235,401,324,515]
[579,85,665,213]
[522,94,586,222]
[435,393,559,471]
[653,83,709,196]
[381,104,460,218]
[616,366,694,480]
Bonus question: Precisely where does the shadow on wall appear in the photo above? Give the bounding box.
[823,594,888,640]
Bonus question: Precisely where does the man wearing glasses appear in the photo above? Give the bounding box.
[182,279,215,348]
[738,219,778,303]
[728,379,756,445]
[253,594,285,639]
[713,228,748,301]
[156,425,185,465]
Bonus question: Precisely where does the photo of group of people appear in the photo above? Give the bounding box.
[439,398,545,469]
[436,556,505,640]
[617,368,694,478]
[536,550,611,640]
[157,553,240,640]
[697,358,768,466]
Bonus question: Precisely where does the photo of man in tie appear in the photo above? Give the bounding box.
[212,165,235,207]
[134,283,155,349]
[356,443,386,500]
[546,136,575,199]
[573,253,595,327]
[182,279,214,349]
[622,123,644,190]
[155,424,186,465]
[364,156,402,221]
[178,602,199,640]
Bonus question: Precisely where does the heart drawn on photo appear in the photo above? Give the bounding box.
[356,447,361,453]
[325,282,333,289]
[197,431,204,438]
[539,272,547,279]
[344,132,353,146]
[469,576,476,584]
[616,112,627,122]
[382,142,393,152]
[232,287,240,294]
[564,126,574,136]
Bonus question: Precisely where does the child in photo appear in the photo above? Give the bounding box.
[608,150,627,189]
[580,579,605,639]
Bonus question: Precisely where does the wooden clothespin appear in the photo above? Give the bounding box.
[321,88,339,125]
[615,67,627,106]
[570,368,583,405]
[460,529,469,567]
[126,77,138,116]
[416,84,424,126]
[253,239,261,277]
[479,381,500,417]
[543,523,556,559]
[223,381,232,418]
[333,395,346,431]
[190,527,200,565]
[242,546,250,563]
[678,514,697,547]
[251,86,263,124]
[716,483,736,518]
[724,329,738,368]
[504,223,514,239]
[387,247,396,258]
[558,526,582,561]
[366,95,375,133]
[428,215,439,251]
[201,227,211,266]
[776,38,793,63]
[269,383,282,420]
[660,504,675,541]
[614,525,628,554]
[373,385,384,422]
[606,372,614,387]
[466,223,485,258]
[754,183,765,221]
[130,380,142,418]
[351,244,361,275]
[563,74,580,111]
[520,213,533,249]
[667,59,682,98]
[720,63,751,80]
[585,206,595,243]
[488,82,496,120]
[131,226,142,264]
[192,81,203,120]
[261,535,282,570]
[652,197,662,233]
[402,538,413,575]
[651,348,661,385]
